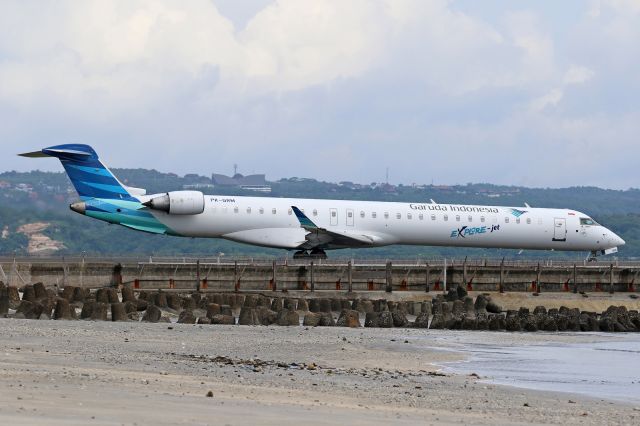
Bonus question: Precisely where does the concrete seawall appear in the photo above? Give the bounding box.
[1,257,639,293]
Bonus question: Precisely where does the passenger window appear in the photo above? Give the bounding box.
[407,213,412,220]
[372,212,377,219]
[480,216,485,223]
[431,214,436,221]
[384,212,389,219]
[419,214,424,220]
[259,207,264,214]
[360,211,365,218]
[468,215,473,222]
[455,215,460,222]
[234,207,239,213]
[516,218,521,224]
[526,218,531,224]
[313,209,318,216]
[505,217,509,223]
[444,215,448,221]
[288,208,292,215]
[396,213,401,219]
[272,208,276,214]
[246,207,251,214]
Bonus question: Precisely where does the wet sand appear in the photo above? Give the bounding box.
[0,320,638,425]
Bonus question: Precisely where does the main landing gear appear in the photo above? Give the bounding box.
[293,249,328,260]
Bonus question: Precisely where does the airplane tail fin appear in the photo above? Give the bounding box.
[19,144,136,201]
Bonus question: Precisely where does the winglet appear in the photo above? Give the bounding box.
[292,206,318,230]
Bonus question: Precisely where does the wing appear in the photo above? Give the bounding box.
[291,206,376,249]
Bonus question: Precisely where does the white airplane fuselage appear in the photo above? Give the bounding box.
[145,195,624,253]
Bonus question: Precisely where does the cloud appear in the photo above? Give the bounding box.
[0,0,638,190]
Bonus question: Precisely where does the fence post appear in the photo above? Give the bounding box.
[272,260,277,292]
[310,261,315,292]
[443,258,447,294]
[234,260,239,292]
[610,263,614,294]
[347,260,353,293]
[196,259,201,292]
[425,263,430,293]
[573,264,578,294]
[385,261,392,293]
[499,258,504,293]
[462,257,467,288]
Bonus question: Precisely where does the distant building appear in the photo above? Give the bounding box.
[182,183,215,190]
[211,173,271,193]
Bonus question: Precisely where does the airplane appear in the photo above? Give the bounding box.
[19,144,625,260]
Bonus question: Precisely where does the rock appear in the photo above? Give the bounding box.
[142,305,162,323]
[505,313,522,331]
[80,301,95,319]
[17,300,42,319]
[452,300,465,316]
[456,286,468,300]
[38,313,50,320]
[429,314,444,329]
[124,301,138,314]
[33,282,48,300]
[488,314,504,331]
[121,287,136,303]
[445,289,459,302]
[137,291,149,301]
[73,287,89,303]
[243,295,257,308]
[359,300,375,313]
[303,312,320,326]
[522,314,538,332]
[283,298,297,311]
[336,309,360,327]
[136,299,148,311]
[461,315,477,330]
[542,316,558,332]
[197,317,211,324]
[308,299,320,312]
[206,303,221,318]
[375,299,389,312]
[475,312,489,330]
[22,285,36,302]
[462,297,474,314]
[276,309,300,326]
[111,303,128,322]
[364,312,379,327]
[413,312,430,328]
[181,297,196,311]
[377,311,394,328]
[297,299,309,311]
[392,311,409,327]
[474,294,488,313]
[533,306,547,315]
[211,314,235,325]
[0,290,9,316]
[271,297,283,312]
[330,299,342,312]
[220,305,233,316]
[90,303,109,321]
[53,298,72,320]
[387,301,398,312]
[107,288,119,304]
[421,302,432,316]
[318,312,335,326]
[167,294,182,310]
[190,292,201,306]
[154,292,168,308]
[319,298,332,313]
[238,307,260,325]
[341,300,352,310]
[95,288,109,304]
[178,310,196,324]
[486,301,502,314]
[255,306,277,325]
[7,286,20,309]
[60,285,75,301]
[518,307,530,318]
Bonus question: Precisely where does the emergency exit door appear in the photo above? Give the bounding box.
[330,208,338,226]
[553,218,566,241]
[346,209,354,226]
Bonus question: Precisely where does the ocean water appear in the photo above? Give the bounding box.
[429,332,640,404]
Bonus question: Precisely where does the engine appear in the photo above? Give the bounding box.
[143,191,205,215]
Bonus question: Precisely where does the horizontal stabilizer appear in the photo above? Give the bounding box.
[18,151,51,158]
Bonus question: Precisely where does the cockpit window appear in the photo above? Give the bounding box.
[580,217,598,226]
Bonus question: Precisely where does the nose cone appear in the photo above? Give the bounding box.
[70,201,86,215]
[615,234,626,246]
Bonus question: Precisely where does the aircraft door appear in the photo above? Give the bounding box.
[330,208,338,226]
[346,208,354,226]
[553,218,566,241]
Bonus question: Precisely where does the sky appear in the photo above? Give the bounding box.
[1,0,639,189]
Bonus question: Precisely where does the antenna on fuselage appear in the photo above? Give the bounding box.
[525,202,531,208]
[430,199,436,204]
